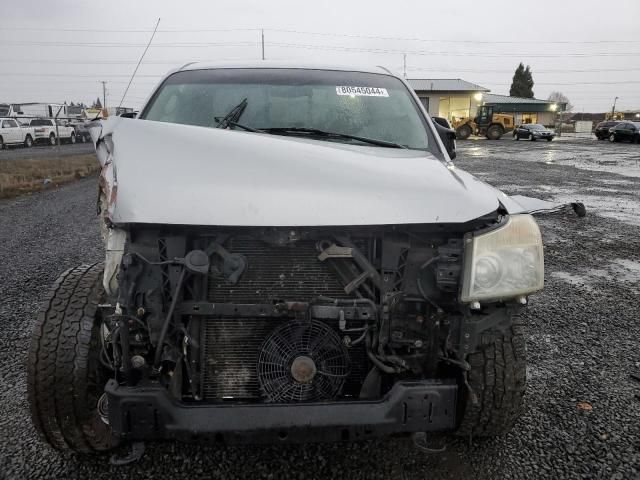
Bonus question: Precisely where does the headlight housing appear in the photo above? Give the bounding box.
[460,214,544,303]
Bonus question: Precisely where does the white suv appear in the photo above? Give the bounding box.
[27,118,76,145]
[0,117,35,148]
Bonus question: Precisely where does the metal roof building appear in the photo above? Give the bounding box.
[407,79,490,93]
[483,93,566,126]
[407,78,489,121]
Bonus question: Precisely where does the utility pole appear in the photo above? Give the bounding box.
[101,81,107,109]
[261,29,265,60]
[403,54,407,79]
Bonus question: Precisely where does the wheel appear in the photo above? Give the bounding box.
[514,133,519,141]
[528,133,535,141]
[27,263,116,453]
[456,313,526,437]
[70,132,76,144]
[24,134,33,148]
[456,124,472,140]
[49,133,56,146]
[546,138,552,142]
[486,125,504,140]
[609,133,616,143]
[0,136,4,149]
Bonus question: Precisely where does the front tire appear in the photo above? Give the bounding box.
[456,313,526,437]
[609,133,616,143]
[49,133,56,146]
[456,124,472,140]
[486,125,504,140]
[24,134,33,148]
[70,132,76,144]
[546,138,553,142]
[27,263,116,453]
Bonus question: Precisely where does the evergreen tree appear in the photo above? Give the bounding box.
[94,97,102,108]
[509,63,535,98]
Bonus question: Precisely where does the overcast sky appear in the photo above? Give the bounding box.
[1,0,638,112]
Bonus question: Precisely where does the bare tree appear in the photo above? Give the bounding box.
[547,91,573,112]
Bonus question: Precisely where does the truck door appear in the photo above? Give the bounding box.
[2,119,20,143]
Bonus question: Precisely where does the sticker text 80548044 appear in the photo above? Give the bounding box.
[336,86,389,97]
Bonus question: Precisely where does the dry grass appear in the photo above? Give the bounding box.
[0,154,100,199]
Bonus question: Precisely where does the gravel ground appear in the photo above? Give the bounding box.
[1,139,639,479]
[0,142,94,160]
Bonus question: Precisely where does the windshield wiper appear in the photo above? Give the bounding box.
[216,98,248,129]
[260,127,407,149]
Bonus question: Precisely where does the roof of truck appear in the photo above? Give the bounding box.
[178,61,398,76]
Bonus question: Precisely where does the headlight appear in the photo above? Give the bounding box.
[460,214,544,302]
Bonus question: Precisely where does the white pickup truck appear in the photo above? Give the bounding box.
[0,117,35,148]
[24,118,76,145]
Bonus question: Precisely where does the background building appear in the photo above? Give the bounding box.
[407,79,489,120]
[482,94,565,126]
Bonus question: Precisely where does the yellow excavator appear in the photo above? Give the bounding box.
[452,105,515,140]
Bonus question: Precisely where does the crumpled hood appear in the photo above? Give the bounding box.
[92,117,502,226]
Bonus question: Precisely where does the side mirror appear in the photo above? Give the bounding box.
[432,120,457,160]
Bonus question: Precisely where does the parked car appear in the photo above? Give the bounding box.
[594,120,621,140]
[608,121,640,143]
[513,124,555,141]
[0,117,35,148]
[29,62,551,453]
[25,118,76,145]
[71,120,92,143]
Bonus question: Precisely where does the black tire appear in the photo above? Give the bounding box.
[546,138,553,142]
[0,136,4,149]
[514,133,519,141]
[49,133,56,146]
[456,314,526,437]
[70,132,76,144]
[24,134,33,148]
[27,263,116,453]
[486,124,504,140]
[456,124,472,140]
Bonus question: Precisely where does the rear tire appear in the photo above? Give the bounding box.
[456,124,472,140]
[609,133,616,143]
[70,132,76,144]
[25,134,33,148]
[486,125,504,140]
[0,136,4,149]
[49,133,56,146]
[456,313,526,437]
[27,263,116,453]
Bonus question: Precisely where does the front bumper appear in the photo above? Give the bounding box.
[105,379,458,443]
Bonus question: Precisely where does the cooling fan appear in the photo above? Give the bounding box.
[257,319,350,402]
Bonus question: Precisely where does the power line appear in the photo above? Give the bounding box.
[1,39,638,58]
[1,25,638,44]
[268,41,640,58]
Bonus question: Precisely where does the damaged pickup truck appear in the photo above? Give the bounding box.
[28,63,551,453]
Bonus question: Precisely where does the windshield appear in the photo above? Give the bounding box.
[141,68,433,151]
[30,119,52,126]
[528,124,545,130]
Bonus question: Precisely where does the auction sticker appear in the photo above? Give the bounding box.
[336,86,389,97]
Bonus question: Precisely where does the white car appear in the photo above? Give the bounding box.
[0,117,35,148]
[26,118,76,145]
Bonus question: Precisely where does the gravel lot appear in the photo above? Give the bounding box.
[1,138,639,479]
